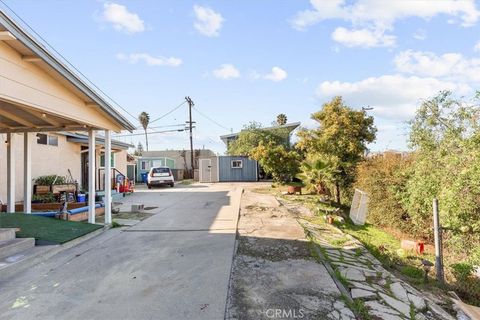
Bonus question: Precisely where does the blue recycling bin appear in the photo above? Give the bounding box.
[141,172,148,183]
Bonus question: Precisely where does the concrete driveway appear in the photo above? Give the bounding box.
[0,183,242,320]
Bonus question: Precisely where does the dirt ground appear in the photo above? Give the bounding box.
[226,188,355,320]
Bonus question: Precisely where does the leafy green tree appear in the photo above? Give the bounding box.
[227,121,300,182]
[251,142,300,182]
[138,112,150,151]
[402,91,480,244]
[227,122,288,156]
[297,96,376,204]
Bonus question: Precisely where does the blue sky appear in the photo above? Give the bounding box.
[2,0,480,154]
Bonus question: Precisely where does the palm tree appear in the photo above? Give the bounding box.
[138,112,150,151]
[297,157,336,195]
[276,113,287,126]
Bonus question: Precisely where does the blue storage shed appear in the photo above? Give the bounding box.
[218,156,258,182]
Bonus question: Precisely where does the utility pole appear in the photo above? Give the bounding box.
[185,96,195,178]
[433,198,445,284]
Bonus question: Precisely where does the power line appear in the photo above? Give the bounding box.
[149,101,187,124]
[192,106,230,131]
[147,124,185,129]
[113,128,186,138]
[0,0,139,123]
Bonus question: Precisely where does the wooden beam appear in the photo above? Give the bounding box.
[85,102,97,107]
[22,55,42,62]
[21,108,61,126]
[0,31,16,41]
[0,108,36,127]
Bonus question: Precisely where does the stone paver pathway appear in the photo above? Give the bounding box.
[299,219,455,320]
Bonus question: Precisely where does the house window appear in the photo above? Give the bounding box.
[141,161,150,170]
[231,160,243,169]
[36,133,58,146]
[100,153,115,167]
[48,135,58,146]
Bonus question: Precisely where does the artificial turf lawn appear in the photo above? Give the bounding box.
[0,213,103,244]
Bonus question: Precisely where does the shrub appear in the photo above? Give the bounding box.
[354,153,412,234]
[34,175,66,186]
[32,193,57,203]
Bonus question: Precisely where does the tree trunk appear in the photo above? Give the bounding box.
[335,181,341,205]
[144,130,149,151]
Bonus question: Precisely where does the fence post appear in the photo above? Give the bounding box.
[433,198,444,284]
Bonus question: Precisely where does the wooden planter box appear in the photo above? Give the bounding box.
[34,184,76,195]
[51,184,76,194]
[67,207,105,222]
[1,202,87,213]
[34,185,51,194]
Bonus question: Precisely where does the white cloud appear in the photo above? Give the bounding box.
[413,28,427,40]
[316,74,471,120]
[193,5,224,37]
[475,41,480,52]
[102,2,145,34]
[117,53,182,67]
[332,27,395,48]
[212,64,240,79]
[264,67,288,82]
[394,50,480,82]
[291,0,479,48]
[291,0,480,30]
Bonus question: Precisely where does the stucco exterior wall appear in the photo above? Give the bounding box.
[0,133,81,203]
[0,133,129,204]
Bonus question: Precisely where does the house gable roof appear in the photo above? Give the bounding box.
[0,10,136,132]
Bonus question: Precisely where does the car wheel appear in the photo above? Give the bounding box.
[170,183,174,187]
[147,184,152,189]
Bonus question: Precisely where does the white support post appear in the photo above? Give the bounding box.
[23,132,32,213]
[88,130,96,224]
[104,130,112,225]
[6,133,15,213]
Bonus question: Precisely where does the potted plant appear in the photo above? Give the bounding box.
[34,175,75,194]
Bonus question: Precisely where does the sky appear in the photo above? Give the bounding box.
[2,0,480,154]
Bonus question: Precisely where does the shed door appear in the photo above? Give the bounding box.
[200,159,212,182]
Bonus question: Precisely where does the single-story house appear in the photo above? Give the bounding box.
[198,156,258,183]
[0,10,135,224]
[136,149,215,182]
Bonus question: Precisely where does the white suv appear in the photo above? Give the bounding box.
[147,167,175,188]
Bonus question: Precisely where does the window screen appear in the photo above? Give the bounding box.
[48,135,58,146]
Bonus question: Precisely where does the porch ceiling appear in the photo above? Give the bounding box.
[0,99,94,133]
